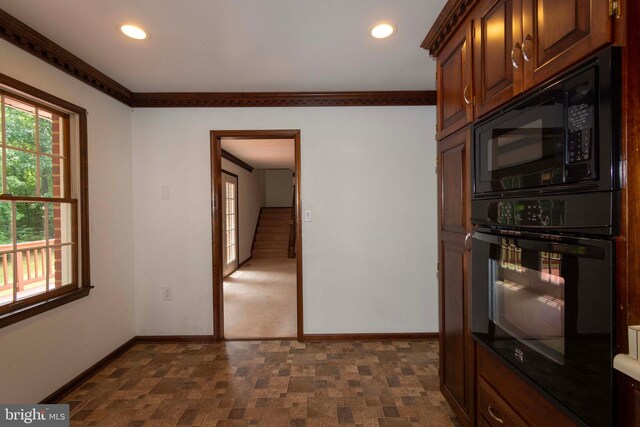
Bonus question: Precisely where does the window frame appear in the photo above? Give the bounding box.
[225,180,237,264]
[0,73,91,329]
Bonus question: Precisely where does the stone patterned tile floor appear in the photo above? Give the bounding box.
[64,340,461,426]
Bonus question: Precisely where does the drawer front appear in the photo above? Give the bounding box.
[478,377,529,426]
[476,345,576,426]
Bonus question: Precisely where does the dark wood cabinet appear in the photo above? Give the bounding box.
[477,377,528,427]
[471,0,613,117]
[437,20,474,139]
[521,0,612,90]
[423,1,629,426]
[472,0,522,117]
[476,344,576,427]
[618,374,640,427]
[438,127,474,426]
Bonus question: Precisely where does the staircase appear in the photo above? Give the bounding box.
[252,208,292,258]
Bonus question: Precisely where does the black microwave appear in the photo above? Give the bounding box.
[473,47,620,198]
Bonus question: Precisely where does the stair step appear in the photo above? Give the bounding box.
[262,211,291,218]
[257,226,290,234]
[253,249,289,258]
[255,233,289,241]
[262,208,292,213]
[254,241,288,250]
[260,215,290,221]
[259,219,291,227]
[251,207,294,256]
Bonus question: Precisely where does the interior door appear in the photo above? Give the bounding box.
[223,172,238,277]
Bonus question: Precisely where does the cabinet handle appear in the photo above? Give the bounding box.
[463,84,471,105]
[511,42,522,69]
[464,233,472,252]
[522,34,533,62]
[488,406,504,424]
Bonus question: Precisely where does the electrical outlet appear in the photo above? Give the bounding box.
[162,287,173,301]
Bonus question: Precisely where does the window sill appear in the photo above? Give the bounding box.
[0,286,93,329]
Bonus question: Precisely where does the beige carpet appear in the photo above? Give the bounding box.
[223,258,297,339]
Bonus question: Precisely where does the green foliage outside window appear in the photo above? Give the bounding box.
[0,105,54,245]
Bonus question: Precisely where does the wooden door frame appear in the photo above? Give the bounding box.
[210,129,303,341]
[221,169,240,277]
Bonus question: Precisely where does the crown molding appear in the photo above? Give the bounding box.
[421,0,477,56]
[0,9,135,105]
[221,149,254,172]
[131,91,436,108]
[0,8,437,107]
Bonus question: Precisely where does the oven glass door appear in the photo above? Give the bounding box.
[472,230,613,426]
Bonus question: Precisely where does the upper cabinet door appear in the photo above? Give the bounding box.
[437,20,473,140]
[473,0,523,118]
[521,0,612,90]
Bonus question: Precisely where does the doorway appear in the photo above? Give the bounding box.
[210,130,303,341]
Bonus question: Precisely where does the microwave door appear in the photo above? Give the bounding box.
[475,87,565,195]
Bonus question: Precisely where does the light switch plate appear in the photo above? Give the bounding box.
[161,186,170,200]
[304,210,312,222]
[630,325,640,359]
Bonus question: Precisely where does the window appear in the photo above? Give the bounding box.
[0,75,90,328]
[225,181,237,264]
[540,251,564,286]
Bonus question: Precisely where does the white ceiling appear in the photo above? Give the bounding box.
[0,0,445,92]
[222,138,295,170]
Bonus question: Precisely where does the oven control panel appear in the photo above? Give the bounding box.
[489,199,566,227]
[471,191,616,236]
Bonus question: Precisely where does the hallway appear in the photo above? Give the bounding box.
[224,258,297,339]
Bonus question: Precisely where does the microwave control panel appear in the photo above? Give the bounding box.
[565,71,596,181]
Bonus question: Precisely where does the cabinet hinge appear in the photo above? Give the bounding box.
[472,27,476,39]
[435,156,439,173]
[609,0,620,18]
[473,96,477,106]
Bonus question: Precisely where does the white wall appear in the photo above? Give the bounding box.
[222,160,265,263]
[0,22,439,402]
[0,40,135,402]
[132,106,438,336]
[264,169,294,207]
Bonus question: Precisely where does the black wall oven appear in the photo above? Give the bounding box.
[472,230,613,427]
[471,47,620,427]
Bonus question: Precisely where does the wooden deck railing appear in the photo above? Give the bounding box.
[0,240,54,293]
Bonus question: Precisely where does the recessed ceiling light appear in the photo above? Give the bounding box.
[370,22,396,39]
[120,24,147,40]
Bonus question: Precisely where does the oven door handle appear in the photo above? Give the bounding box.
[473,231,605,259]
[471,219,612,231]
